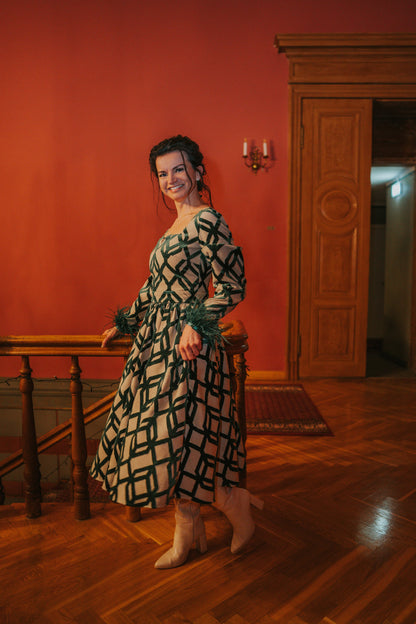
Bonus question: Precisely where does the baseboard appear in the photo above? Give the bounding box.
[246,370,287,385]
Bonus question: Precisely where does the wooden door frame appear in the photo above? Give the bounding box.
[274,33,416,379]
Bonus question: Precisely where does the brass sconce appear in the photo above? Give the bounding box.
[242,138,271,173]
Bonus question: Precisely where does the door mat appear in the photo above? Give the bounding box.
[245,384,333,436]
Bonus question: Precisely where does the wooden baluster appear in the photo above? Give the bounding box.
[125,506,141,522]
[70,356,90,520]
[234,352,248,488]
[0,478,4,505]
[20,355,42,518]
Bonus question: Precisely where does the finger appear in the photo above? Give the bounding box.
[188,346,200,360]
[179,344,195,361]
[102,335,111,348]
[191,336,201,349]
[101,331,114,348]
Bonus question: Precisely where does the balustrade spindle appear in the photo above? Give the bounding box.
[70,356,90,520]
[125,506,141,522]
[20,355,42,518]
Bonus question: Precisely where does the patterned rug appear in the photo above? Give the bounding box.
[245,384,333,436]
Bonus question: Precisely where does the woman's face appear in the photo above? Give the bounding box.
[155,150,199,204]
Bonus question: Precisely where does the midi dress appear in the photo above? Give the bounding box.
[90,207,246,508]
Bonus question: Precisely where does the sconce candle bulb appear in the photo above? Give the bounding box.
[242,138,272,174]
[243,138,248,157]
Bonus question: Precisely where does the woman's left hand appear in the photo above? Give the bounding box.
[179,324,202,361]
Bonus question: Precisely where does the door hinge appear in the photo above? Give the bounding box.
[300,126,304,149]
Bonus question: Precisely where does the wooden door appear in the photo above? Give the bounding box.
[298,98,372,377]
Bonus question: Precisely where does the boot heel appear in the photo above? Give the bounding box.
[197,530,208,554]
[249,494,264,510]
[195,518,208,553]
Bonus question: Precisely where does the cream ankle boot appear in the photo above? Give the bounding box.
[154,499,207,569]
[214,486,264,554]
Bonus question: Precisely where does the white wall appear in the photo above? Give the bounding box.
[368,223,386,340]
[383,171,415,363]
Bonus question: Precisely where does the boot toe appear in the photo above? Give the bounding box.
[154,548,186,569]
[230,521,255,554]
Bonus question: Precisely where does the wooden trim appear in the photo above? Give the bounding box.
[274,33,416,52]
[246,370,287,384]
[274,34,416,84]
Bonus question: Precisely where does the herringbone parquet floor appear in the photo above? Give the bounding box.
[1,378,415,624]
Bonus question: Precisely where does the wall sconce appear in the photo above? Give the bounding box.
[243,138,271,173]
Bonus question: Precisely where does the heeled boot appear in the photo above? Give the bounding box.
[214,486,264,554]
[154,499,207,569]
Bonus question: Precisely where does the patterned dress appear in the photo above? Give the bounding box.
[90,208,246,508]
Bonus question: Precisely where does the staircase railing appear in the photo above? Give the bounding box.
[0,322,248,521]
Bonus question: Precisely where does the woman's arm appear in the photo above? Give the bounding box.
[101,276,153,347]
[184,209,246,349]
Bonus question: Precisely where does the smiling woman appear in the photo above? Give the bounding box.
[149,134,213,212]
[90,134,263,570]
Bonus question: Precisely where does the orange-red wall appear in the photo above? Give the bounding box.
[1,0,415,379]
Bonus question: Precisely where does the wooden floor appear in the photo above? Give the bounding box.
[1,378,416,624]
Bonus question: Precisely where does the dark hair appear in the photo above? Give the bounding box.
[149,135,213,208]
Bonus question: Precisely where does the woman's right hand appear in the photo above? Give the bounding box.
[101,326,120,348]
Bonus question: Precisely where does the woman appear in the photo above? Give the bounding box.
[90,135,263,569]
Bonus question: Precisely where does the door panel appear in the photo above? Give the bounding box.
[299,99,372,377]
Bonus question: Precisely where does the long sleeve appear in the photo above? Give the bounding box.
[113,276,152,337]
[185,209,246,343]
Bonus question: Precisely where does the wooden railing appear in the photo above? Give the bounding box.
[0,321,248,521]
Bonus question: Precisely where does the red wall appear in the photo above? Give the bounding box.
[1,0,415,379]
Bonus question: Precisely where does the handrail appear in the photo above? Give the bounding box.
[0,335,133,356]
[0,322,248,355]
[0,321,248,521]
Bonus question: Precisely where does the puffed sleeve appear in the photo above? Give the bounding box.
[113,276,152,337]
[185,209,246,345]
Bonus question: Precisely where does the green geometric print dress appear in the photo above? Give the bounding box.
[90,208,246,508]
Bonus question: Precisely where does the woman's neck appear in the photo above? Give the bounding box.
[174,196,206,218]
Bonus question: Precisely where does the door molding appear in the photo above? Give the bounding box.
[274,33,416,379]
